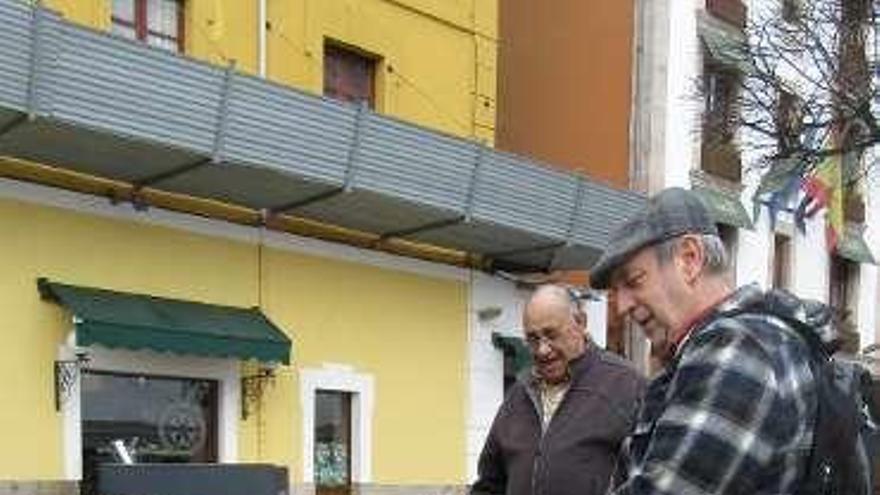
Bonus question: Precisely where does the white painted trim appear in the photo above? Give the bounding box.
[299,366,374,484]
[60,335,240,480]
[0,178,468,282]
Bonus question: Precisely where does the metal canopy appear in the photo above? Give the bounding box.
[692,186,754,230]
[38,278,292,364]
[0,1,645,272]
[838,224,876,265]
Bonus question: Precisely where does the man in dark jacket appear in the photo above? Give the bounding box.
[592,187,823,494]
[471,284,644,495]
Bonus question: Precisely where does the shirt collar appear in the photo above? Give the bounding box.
[671,283,761,354]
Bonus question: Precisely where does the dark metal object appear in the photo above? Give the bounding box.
[54,351,89,411]
[96,463,288,495]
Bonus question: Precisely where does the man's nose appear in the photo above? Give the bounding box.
[534,339,552,358]
[615,288,636,317]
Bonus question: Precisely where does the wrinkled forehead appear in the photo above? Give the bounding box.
[523,296,574,330]
[608,245,658,288]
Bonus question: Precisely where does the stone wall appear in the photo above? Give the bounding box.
[0,482,78,495]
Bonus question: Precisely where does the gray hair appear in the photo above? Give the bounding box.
[654,234,730,276]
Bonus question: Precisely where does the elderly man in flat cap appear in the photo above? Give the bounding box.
[593,187,824,494]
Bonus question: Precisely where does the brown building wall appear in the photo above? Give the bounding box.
[497,1,634,188]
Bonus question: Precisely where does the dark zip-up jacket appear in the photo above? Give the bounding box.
[471,348,644,495]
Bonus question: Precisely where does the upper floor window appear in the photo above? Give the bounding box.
[324,43,377,109]
[701,59,742,182]
[775,90,801,155]
[706,0,747,29]
[111,0,184,53]
[781,0,802,22]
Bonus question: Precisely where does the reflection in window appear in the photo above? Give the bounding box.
[111,0,183,53]
[80,371,217,495]
[324,43,377,108]
[315,390,352,495]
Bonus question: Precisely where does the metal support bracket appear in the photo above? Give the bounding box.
[487,241,566,260]
[211,61,237,164]
[129,61,236,190]
[343,103,369,192]
[26,2,48,120]
[548,176,587,270]
[377,215,465,242]
[269,186,345,214]
[54,352,90,412]
[463,142,487,223]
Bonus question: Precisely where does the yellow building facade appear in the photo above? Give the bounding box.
[0,1,497,493]
[0,183,468,490]
[45,0,497,143]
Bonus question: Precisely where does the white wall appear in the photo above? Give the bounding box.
[466,273,525,481]
[662,0,701,190]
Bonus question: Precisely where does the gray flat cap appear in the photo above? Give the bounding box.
[590,187,718,289]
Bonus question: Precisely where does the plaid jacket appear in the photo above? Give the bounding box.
[612,284,817,495]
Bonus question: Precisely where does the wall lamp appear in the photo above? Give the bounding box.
[55,348,90,411]
[241,363,277,420]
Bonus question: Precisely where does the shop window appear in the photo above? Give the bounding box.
[772,233,792,290]
[80,370,218,495]
[315,390,352,495]
[324,43,377,108]
[111,0,184,53]
[701,60,742,182]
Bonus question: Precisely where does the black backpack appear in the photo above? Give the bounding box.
[737,291,876,495]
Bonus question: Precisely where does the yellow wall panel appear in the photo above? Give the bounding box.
[42,0,496,141]
[0,198,467,483]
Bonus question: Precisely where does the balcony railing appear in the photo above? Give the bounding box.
[0,1,644,273]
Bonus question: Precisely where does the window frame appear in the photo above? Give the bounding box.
[323,41,379,109]
[772,233,793,290]
[700,54,743,182]
[300,367,374,486]
[111,0,185,53]
[58,342,239,481]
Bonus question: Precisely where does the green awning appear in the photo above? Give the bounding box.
[693,187,754,229]
[492,333,532,374]
[838,226,876,264]
[699,24,750,72]
[38,278,292,364]
[755,157,802,198]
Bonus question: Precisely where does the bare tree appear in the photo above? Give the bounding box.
[729,0,875,187]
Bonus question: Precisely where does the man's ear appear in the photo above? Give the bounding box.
[573,309,587,329]
[676,235,704,285]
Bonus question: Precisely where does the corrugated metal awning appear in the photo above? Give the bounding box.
[693,186,754,230]
[0,2,644,272]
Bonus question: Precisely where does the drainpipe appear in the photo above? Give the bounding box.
[258,0,267,77]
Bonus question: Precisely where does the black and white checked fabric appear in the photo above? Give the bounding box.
[612,284,817,495]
